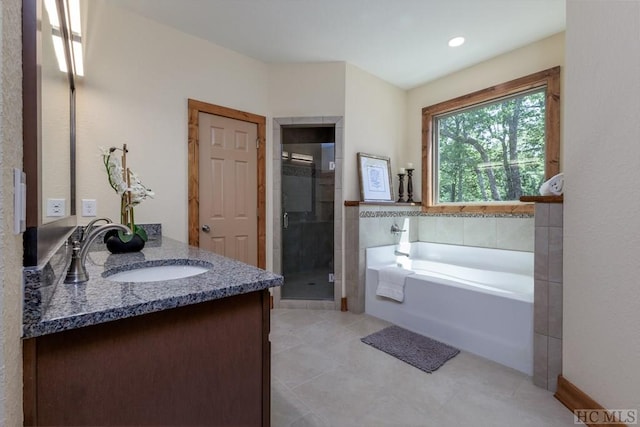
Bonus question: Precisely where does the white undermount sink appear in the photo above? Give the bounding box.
[105,264,210,283]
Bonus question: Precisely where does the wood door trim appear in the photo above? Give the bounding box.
[188,99,266,269]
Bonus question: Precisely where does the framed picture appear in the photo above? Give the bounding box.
[357,153,394,202]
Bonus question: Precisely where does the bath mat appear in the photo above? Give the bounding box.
[361,325,459,373]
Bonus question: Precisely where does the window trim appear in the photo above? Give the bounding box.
[421,66,560,214]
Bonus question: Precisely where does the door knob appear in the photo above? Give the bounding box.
[201,224,211,233]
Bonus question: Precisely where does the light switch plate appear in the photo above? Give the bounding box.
[82,199,97,217]
[46,198,66,217]
[13,168,26,234]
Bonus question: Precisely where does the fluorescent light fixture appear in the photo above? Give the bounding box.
[68,0,81,36]
[71,40,84,76]
[448,36,465,47]
[291,153,313,163]
[51,35,68,73]
[44,0,60,27]
[44,0,84,77]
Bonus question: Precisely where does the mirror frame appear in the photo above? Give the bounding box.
[22,0,77,266]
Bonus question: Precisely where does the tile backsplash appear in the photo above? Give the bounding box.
[355,208,534,252]
[345,205,535,313]
[419,215,534,252]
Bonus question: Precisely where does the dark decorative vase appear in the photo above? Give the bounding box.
[104,230,146,254]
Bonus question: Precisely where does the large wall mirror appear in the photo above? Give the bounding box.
[23,0,77,266]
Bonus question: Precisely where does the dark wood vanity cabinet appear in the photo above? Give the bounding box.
[23,289,271,426]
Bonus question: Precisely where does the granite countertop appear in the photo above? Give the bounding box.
[23,236,283,338]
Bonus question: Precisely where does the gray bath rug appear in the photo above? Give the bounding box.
[361,325,460,373]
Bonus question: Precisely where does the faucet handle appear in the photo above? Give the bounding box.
[65,224,131,284]
[391,223,407,234]
[81,217,113,242]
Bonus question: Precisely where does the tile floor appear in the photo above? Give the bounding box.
[271,308,579,427]
[281,270,335,300]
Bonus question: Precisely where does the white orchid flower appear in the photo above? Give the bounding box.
[101,145,155,241]
[102,146,155,202]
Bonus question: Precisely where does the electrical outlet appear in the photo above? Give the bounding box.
[82,199,97,217]
[46,198,66,217]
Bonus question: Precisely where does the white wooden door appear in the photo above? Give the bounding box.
[198,113,258,266]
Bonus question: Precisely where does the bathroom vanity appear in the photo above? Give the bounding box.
[21,0,281,424]
[22,235,282,426]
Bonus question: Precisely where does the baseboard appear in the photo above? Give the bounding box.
[555,375,631,427]
[340,297,348,312]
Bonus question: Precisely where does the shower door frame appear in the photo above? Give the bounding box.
[272,117,344,309]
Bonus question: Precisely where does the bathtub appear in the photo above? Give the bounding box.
[365,242,533,375]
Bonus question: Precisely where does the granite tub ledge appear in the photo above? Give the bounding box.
[23,236,283,338]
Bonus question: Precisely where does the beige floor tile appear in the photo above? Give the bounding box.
[512,380,578,426]
[433,387,570,427]
[272,309,327,334]
[317,309,363,327]
[344,314,392,336]
[271,378,311,427]
[271,330,306,355]
[291,365,383,427]
[293,319,359,347]
[288,412,330,427]
[272,342,338,388]
[271,309,572,427]
[436,350,527,398]
[360,394,443,427]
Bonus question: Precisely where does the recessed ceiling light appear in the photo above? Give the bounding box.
[448,36,465,47]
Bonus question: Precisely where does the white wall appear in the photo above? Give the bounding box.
[406,32,566,199]
[344,63,407,201]
[564,1,640,410]
[77,0,269,241]
[0,0,24,424]
[268,62,346,118]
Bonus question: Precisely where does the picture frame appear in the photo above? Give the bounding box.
[357,153,394,202]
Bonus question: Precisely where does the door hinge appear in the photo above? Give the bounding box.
[256,138,260,149]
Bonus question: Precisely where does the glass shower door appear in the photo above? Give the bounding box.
[281,128,335,300]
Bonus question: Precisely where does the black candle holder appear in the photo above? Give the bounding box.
[397,173,406,203]
[406,168,415,203]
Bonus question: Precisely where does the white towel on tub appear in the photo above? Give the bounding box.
[376,266,415,302]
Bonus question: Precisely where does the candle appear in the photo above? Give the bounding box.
[407,162,414,169]
[399,167,406,174]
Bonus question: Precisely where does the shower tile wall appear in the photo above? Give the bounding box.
[345,205,421,313]
[533,202,564,392]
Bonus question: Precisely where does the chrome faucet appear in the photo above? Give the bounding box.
[80,217,112,242]
[64,223,132,284]
[394,250,410,257]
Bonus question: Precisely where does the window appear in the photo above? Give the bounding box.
[422,67,560,213]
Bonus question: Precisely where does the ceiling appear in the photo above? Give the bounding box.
[110,0,565,89]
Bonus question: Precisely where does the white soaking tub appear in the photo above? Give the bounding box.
[365,242,534,374]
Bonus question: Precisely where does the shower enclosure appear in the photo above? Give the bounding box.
[280,126,335,300]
